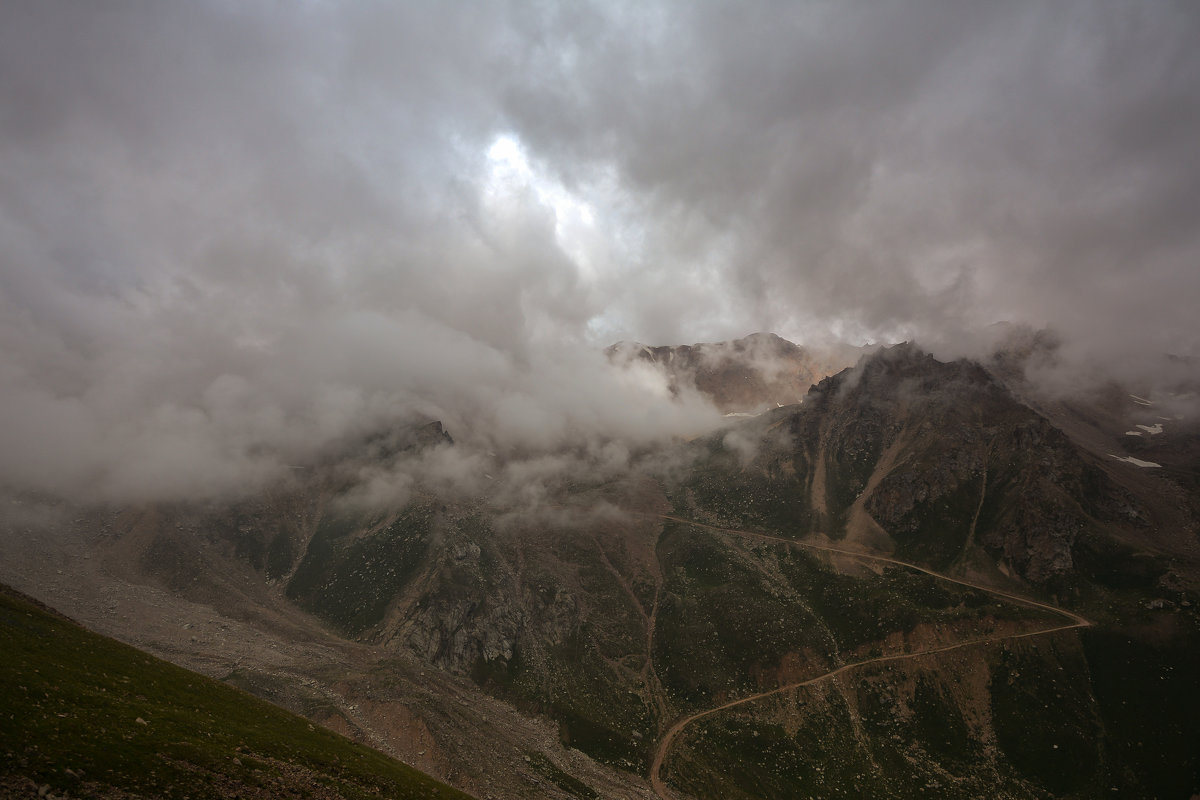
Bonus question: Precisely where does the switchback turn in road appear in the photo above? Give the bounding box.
[647,516,1091,800]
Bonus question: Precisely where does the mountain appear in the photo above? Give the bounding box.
[606,332,870,413]
[658,342,1200,796]
[0,584,474,800]
[2,338,1198,799]
[681,342,1175,585]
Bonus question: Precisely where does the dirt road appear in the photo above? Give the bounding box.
[647,516,1091,800]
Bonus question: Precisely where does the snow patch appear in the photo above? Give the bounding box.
[1136,423,1163,435]
[1130,394,1153,406]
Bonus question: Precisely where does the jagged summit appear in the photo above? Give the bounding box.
[607,332,871,413]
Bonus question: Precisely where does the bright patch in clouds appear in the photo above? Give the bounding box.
[484,133,599,278]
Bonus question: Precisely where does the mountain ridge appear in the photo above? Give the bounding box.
[606,332,872,414]
[2,335,1198,799]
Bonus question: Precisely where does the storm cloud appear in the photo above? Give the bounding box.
[2,1,1198,500]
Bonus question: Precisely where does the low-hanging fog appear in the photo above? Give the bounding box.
[2,1,1198,503]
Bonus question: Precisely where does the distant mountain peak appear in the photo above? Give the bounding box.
[607,332,872,413]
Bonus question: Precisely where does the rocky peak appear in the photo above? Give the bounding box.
[608,332,866,413]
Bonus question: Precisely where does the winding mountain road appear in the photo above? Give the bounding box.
[647,516,1091,800]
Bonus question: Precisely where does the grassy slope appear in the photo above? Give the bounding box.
[0,586,474,800]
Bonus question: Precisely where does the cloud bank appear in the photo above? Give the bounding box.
[2,1,1198,500]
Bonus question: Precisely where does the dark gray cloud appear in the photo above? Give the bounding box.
[504,1,1200,351]
[1,1,1197,500]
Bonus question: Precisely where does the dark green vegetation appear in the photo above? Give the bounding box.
[653,523,837,708]
[774,544,1053,651]
[0,586,473,800]
[247,472,1197,800]
[642,346,1200,798]
[653,521,1057,710]
[664,656,1025,799]
[663,622,1200,800]
[296,501,672,775]
[667,716,861,800]
[462,523,659,772]
[989,639,1104,796]
[1081,628,1200,799]
[664,658,1014,800]
[523,751,599,799]
[287,503,433,635]
[443,510,1072,780]
[675,424,818,534]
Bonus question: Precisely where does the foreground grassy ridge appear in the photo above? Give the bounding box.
[0,588,473,800]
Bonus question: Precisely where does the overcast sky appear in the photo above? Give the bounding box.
[2,1,1199,500]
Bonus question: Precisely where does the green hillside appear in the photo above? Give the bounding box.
[0,586,474,800]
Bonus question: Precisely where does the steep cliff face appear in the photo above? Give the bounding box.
[839,346,1130,585]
